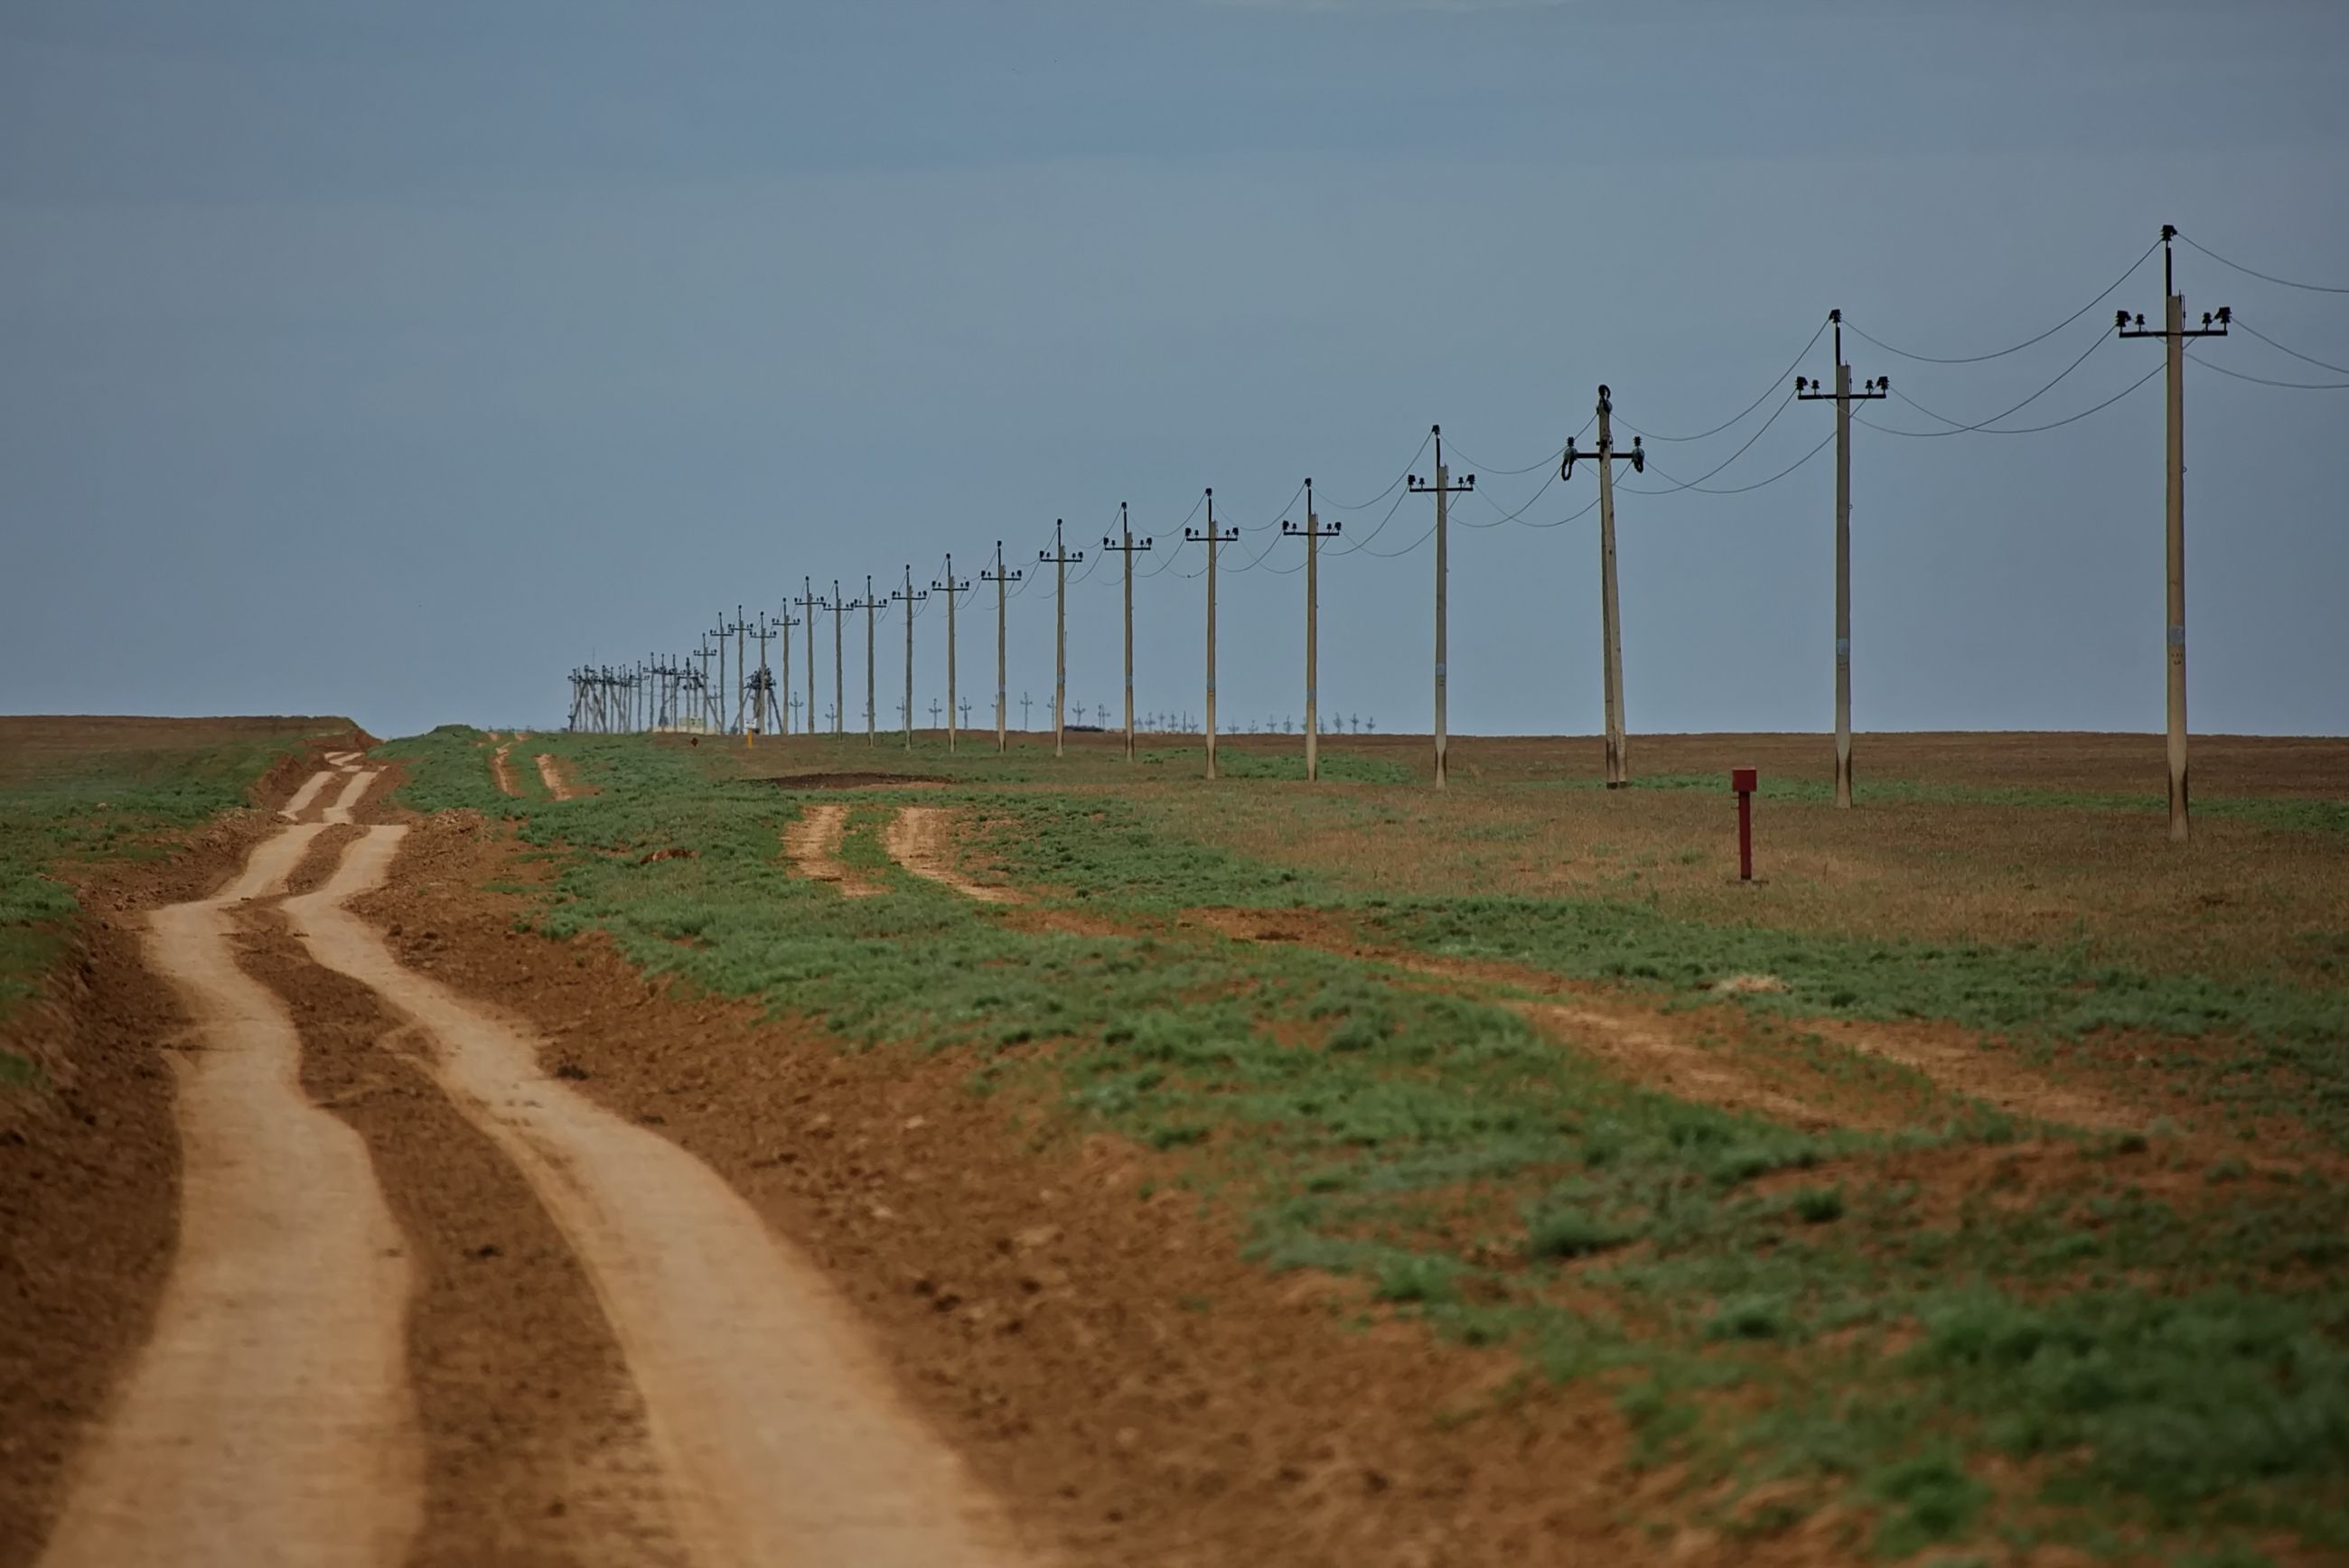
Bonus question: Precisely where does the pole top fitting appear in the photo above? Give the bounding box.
[2161,222,2177,241]
[1430,423,1441,434]
[1829,307,1841,322]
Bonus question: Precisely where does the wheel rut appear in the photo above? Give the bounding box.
[284,825,1027,1567]
[38,768,1032,1568]
[37,789,422,1568]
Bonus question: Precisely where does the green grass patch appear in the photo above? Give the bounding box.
[388,726,2349,1560]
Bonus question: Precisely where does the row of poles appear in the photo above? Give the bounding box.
[569,229,2223,840]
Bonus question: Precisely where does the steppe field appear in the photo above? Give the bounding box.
[5,714,2348,1568]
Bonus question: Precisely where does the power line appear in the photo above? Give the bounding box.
[1459,465,1560,527]
[1859,359,2163,436]
[1635,426,1834,496]
[2185,352,2349,391]
[1618,315,1830,442]
[1869,331,2110,437]
[1321,429,1434,510]
[2176,232,2349,295]
[2232,314,2349,377]
[1623,384,1802,493]
[1843,238,2160,364]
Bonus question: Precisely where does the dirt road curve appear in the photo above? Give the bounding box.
[39,758,1025,1568]
[41,766,418,1568]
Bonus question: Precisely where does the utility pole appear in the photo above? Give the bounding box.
[893,564,927,751]
[730,605,753,734]
[856,574,879,745]
[1408,429,1474,789]
[933,555,974,752]
[750,611,776,741]
[1040,519,1084,759]
[1797,311,1887,809]
[775,605,799,737]
[1101,501,1152,761]
[706,614,732,733]
[1021,692,1034,730]
[1562,388,1644,788]
[1184,490,1240,779]
[796,577,823,742]
[829,579,847,736]
[2120,224,2229,843]
[982,541,1022,751]
[1281,478,1340,782]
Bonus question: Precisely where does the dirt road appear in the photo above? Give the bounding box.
[34,758,1026,1568]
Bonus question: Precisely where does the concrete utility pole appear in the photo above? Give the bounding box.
[1100,502,1153,761]
[695,640,718,732]
[750,611,777,741]
[1797,310,1887,809]
[1281,478,1341,782]
[982,541,1022,751]
[2120,224,2230,843]
[706,615,732,733]
[933,555,973,752]
[1562,389,1645,788]
[856,574,879,745]
[730,606,753,734]
[796,578,823,742]
[775,605,799,738]
[1040,520,1084,759]
[892,564,927,751]
[1408,429,1475,789]
[829,580,847,736]
[1021,691,1034,730]
[1184,490,1241,779]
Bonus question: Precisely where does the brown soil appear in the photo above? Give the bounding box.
[357,813,1798,1568]
[884,807,1024,903]
[533,754,586,802]
[781,803,881,896]
[243,911,689,1568]
[0,738,360,1566]
[490,743,521,798]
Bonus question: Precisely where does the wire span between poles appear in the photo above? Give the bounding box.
[1322,429,1434,510]
[2232,315,2349,377]
[1619,315,1830,443]
[1633,427,1833,497]
[2185,353,2349,391]
[1626,385,1801,494]
[2177,232,2349,295]
[1843,238,2160,365]
[1876,331,2111,436]
[1859,359,2163,436]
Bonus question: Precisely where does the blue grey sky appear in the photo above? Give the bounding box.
[5,0,2345,741]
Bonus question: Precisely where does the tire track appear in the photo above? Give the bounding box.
[284,825,1028,1568]
[37,789,422,1568]
[241,916,691,1568]
[882,807,1022,903]
[781,803,880,897]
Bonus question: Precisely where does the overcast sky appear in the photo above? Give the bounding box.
[4,0,2345,741]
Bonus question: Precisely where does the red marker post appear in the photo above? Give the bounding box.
[1732,767,1758,882]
